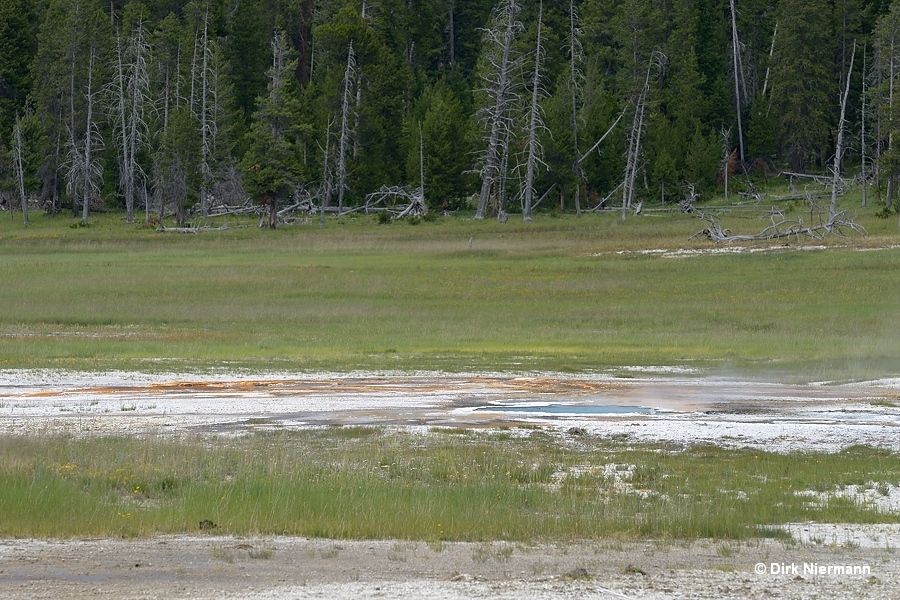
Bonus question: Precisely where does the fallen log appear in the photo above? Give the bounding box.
[156,224,239,234]
[690,210,865,243]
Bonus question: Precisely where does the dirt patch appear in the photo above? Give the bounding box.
[1,534,897,600]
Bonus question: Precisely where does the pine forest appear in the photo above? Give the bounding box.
[1,0,899,225]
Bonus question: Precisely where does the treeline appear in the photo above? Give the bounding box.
[1,0,900,225]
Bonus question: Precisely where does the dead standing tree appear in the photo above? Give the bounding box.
[112,19,152,224]
[872,5,900,209]
[521,0,547,222]
[189,6,226,219]
[696,68,867,249]
[475,0,523,220]
[567,0,585,213]
[861,40,869,208]
[65,47,104,226]
[831,40,856,225]
[318,116,335,228]
[12,114,28,227]
[728,0,747,163]
[337,42,356,213]
[621,51,664,220]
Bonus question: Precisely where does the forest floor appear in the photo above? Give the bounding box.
[2,370,900,598]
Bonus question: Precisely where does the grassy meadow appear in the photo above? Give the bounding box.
[0,195,899,380]
[3,191,900,541]
[2,429,899,540]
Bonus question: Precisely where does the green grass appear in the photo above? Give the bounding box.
[1,430,898,540]
[0,198,898,380]
[2,192,897,542]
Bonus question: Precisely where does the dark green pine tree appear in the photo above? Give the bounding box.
[314,5,411,203]
[444,0,496,75]
[870,0,900,207]
[224,0,270,128]
[30,0,113,217]
[693,0,732,133]
[408,82,471,211]
[0,0,35,140]
[155,105,200,227]
[768,0,835,171]
[240,31,304,228]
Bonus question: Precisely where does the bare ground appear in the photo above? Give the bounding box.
[1,533,898,599]
[2,371,900,598]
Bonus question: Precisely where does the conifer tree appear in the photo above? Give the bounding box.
[30,0,111,218]
[155,105,198,227]
[411,83,470,211]
[768,0,833,171]
[239,30,303,228]
[872,0,900,207]
[0,0,35,140]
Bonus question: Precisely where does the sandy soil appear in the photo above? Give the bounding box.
[2,370,900,598]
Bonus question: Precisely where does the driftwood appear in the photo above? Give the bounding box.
[690,210,866,243]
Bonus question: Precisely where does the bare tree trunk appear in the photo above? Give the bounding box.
[70,53,78,218]
[82,48,96,225]
[622,53,659,220]
[199,7,211,218]
[522,1,545,223]
[418,121,425,206]
[13,114,28,227]
[888,36,897,209]
[190,32,198,116]
[448,1,455,66]
[321,116,334,228]
[353,77,362,160]
[729,0,745,163]
[114,21,151,225]
[577,107,626,167]
[115,36,129,219]
[497,126,511,221]
[130,21,149,222]
[761,22,777,104]
[862,40,868,209]
[174,41,183,110]
[476,0,521,219]
[831,41,856,223]
[338,42,356,212]
[569,0,582,215]
[721,127,731,203]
